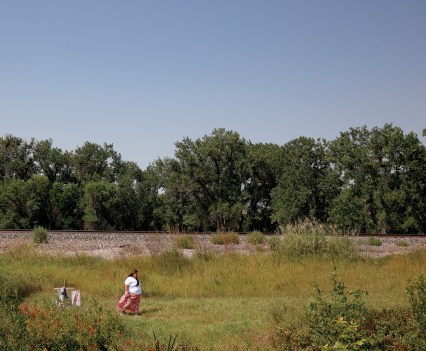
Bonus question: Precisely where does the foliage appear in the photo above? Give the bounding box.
[396,239,409,247]
[366,308,416,351]
[366,237,383,246]
[271,137,340,227]
[17,300,126,351]
[329,124,426,234]
[278,218,339,236]
[32,226,48,244]
[406,274,426,347]
[1,124,426,233]
[274,233,357,260]
[210,232,240,245]
[1,244,426,350]
[305,274,369,350]
[246,231,265,245]
[175,235,196,249]
[151,249,193,276]
[153,332,178,351]
[266,235,281,251]
[0,271,40,350]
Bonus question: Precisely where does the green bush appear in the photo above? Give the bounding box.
[406,274,426,348]
[210,232,240,245]
[0,272,41,350]
[396,239,409,247]
[195,248,216,262]
[151,249,192,275]
[175,235,196,249]
[273,233,358,260]
[273,274,371,350]
[246,231,265,245]
[366,308,416,350]
[305,274,369,350]
[278,218,338,236]
[266,235,281,251]
[270,302,311,350]
[18,300,126,351]
[366,237,383,246]
[32,226,48,244]
[0,271,39,307]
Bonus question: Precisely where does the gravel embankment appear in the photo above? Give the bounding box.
[0,231,425,259]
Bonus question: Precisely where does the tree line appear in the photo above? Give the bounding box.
[1,124,425,234]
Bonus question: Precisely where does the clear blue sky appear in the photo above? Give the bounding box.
[1,1,425,169]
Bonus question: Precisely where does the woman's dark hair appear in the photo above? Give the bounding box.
[128,269,138,276]
[128,269,139,286]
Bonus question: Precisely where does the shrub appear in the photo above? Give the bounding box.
[278,218,339,236]
[396,240,409,247]
[406,274,426,347]
[366,237,383,246]
[366,307,416,350]
[18,300,126,351]
[153,332,178,351]
[273,274,371,350]
[210,232,240,245]
[273,233,357,260]
[246,231,265,245]
[0,272,41,350]
[266,235,281,251]
[32,226,48,244]
[175,235,196,249]
[195,248,216,262]
[151,249,192,275]
[0,271,39,307]
[305,274,369,350]
[270,302,311,350]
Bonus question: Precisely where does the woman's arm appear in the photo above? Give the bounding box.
[124,284,129,296]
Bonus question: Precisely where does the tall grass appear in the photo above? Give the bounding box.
[1,244,426,350]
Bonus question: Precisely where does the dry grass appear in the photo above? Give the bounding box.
[2,242,426,350]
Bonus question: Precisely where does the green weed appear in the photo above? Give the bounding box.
[211,232,240,245]
[366,237,383,246]
[175,235,196,249]
[32,226,48,244]
[246,231,265,245]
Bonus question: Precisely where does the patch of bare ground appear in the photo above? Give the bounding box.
[0,231,425,259]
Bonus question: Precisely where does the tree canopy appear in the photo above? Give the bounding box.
[0,124,425,233]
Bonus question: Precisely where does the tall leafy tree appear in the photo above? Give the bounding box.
[33,139,75,183]
[329,124,426,233]
[173,128,249,231]
[80,181,120,230]
[244,143,283,232]
[0,175,50,228]
[0,135,36,181]
[50,182,83,229]
[271,137,340,226]
[72,142,123,183]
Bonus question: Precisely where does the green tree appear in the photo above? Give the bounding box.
[0,134,37,181]
[244,143,283,232]
[33,139,76,184]
[173,128,249,231]
[81,181,120,230]
[0,175,50,229]
[329,124,426,233]
[271,137,340,226]
[49,182,84,229]
[72,142,123,183]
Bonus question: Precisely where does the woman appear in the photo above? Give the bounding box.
[116,269,142,315]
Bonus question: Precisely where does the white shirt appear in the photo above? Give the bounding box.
[125,276,142,295]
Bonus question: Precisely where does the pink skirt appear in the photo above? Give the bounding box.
[116,293,141,314]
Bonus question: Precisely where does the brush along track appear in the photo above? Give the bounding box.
[0,230,425,259]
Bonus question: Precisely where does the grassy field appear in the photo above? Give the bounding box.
[1,241,426,350]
